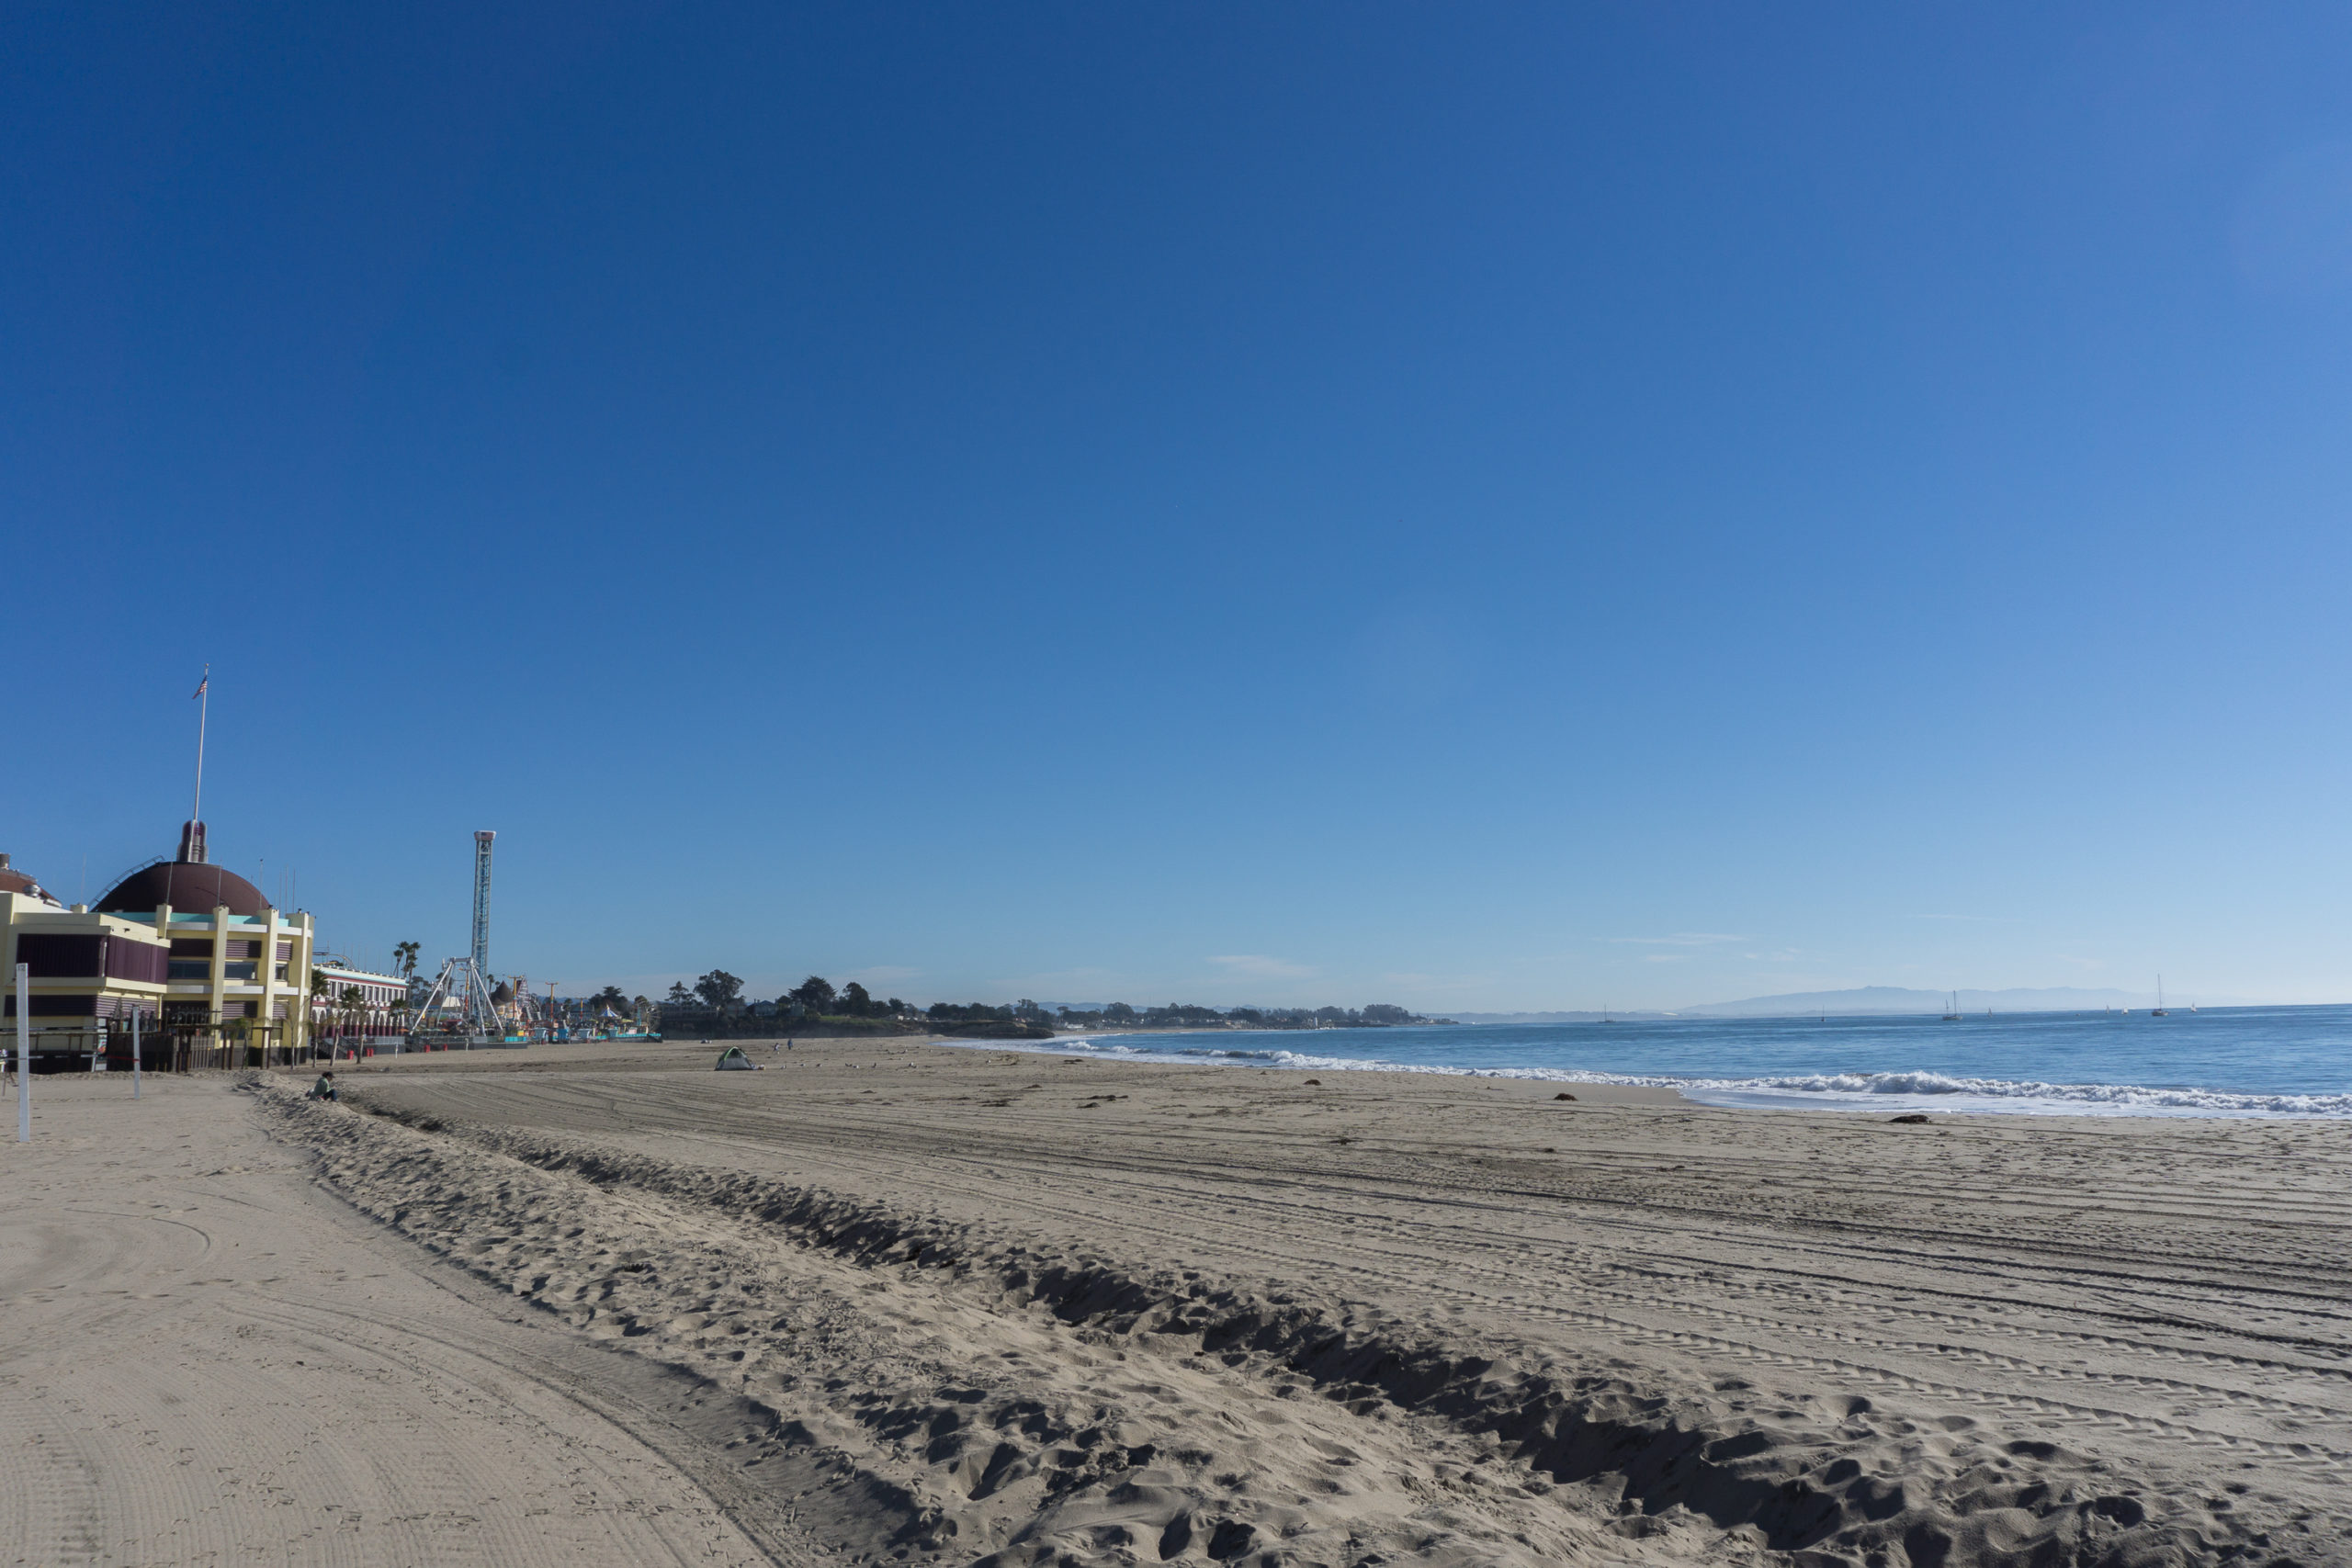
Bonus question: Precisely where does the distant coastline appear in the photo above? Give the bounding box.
[1450,987,2278,1023]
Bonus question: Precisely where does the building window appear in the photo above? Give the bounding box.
[275,964,289,981]
[223,963,257,981]
[15,934,104,977]
[167,961,210,980]
[3,994,98,1017]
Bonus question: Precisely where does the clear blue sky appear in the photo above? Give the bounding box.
[7,4,2351,1010]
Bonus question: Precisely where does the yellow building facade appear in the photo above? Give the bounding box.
[1,826,317,1066]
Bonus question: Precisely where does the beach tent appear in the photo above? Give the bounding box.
[714,1046,761,1071]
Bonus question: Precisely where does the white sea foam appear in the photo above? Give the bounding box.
[940,1036,2352,1118]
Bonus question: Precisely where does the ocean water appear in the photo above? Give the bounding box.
[974,1005,2352,1117]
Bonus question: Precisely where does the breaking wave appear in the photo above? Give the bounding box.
[940,1036,2352,1118]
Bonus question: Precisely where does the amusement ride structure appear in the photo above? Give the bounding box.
[404,830,656,1048]
[406,831,503,1043]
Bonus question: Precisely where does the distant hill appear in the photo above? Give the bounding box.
[1674,985,2256,1018]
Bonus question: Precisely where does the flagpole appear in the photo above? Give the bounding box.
[191,664,209,826]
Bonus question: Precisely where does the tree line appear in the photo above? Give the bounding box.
[650,975,1441,1031]
[662,972,1015,1023]
[355,944,1453,1039]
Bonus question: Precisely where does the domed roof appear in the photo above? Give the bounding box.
[0,853,60,908]
[96,859,269,918]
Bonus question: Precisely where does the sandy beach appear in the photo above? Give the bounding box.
[7,1039,2348,1566]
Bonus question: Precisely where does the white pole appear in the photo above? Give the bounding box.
[132,1007,142,1100]
[192,664,209,826]
[16,964,29,1142]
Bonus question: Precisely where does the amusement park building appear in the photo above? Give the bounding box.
[1,823,318,1059]
[311,960,413,1053]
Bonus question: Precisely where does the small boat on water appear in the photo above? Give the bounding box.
[2152,975,2169,1017]
[1941,990,1962,1021]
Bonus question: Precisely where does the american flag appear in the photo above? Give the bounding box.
[193,669,208,698]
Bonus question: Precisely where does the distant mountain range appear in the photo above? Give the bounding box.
[1671,985,2256,1018]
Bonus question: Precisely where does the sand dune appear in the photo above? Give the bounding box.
[10,1039,2349,1564]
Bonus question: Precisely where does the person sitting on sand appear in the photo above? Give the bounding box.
[309,1071,338,1102]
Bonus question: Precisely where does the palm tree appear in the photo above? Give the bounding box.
[394,941,420,978]
[309,969,330,1060]
[339,984,365,1058]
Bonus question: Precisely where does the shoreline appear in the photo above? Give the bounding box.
[948,1030,2352,1120]
[366,1025,2352,1118]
